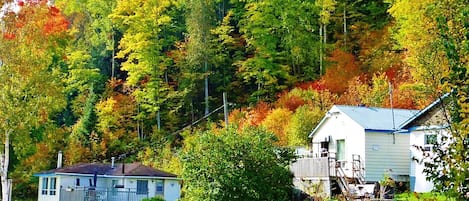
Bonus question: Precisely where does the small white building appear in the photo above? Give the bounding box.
[308,105,418,183]
[399,94,451,192]
[34,161,181,201]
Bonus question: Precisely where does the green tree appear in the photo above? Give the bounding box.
[184,0,217,116]
[181,126,295,201]
[111,0,185,135]
[287,105,323,146]
[388,0,449,97]
[0,2,68,200]
[422,0,469,199]
[56,0,118,78]
[238,0,320,102]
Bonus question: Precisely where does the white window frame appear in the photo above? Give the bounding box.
[424,134,437,152]
[42,177,48,195]
[155,180,164,197]
[136,180,148,195]
[41,177,57,196]
[336,139,346,161]
[49,177,57,195]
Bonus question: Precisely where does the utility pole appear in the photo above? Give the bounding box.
[389,82,396,144]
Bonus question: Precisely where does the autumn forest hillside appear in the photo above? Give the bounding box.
[0,0,467,199]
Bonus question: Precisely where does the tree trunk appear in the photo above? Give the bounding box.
[343,4,347,49]
[319,24,323,75]
[1,130,10,201]
[204,61,209,115]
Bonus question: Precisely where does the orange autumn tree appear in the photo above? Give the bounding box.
[0,1,69,200]
[322,49,361,93]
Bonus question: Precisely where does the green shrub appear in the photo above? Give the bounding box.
[142,196,165,201]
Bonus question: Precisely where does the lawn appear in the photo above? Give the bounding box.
[395,192,456,201]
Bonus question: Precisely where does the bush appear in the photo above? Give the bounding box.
[142,196,165,201]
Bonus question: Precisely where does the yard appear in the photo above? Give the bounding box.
[394,192,456,201]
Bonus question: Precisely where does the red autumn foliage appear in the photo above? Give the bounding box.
[3,33,16,40]
[275,92,305,112]
[382,87,418,109]
[246,101,271,126]
[296,80,326,91]
[384,65,401,82]
[322,49,361,93]
[43,6,69,35]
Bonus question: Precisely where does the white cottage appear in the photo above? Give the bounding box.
[308,105,418,183]
[399,94,451,192]
[34,161,181,201]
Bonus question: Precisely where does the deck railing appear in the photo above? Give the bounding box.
[59,187,149,201]
[291,157,336,178]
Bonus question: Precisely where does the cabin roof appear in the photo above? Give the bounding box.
[309,105,418,138]
[335,105,418,131]
[398,93,450,129]
[35,162,177,178]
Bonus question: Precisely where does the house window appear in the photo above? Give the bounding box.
[49,177,57,195]
[42,177,48,195]
[424,134,437,151]
[320,141,329,157]
[76,178,80,186]
[136,180,148,195]
[336,139,345,161]
[155,180,164,196]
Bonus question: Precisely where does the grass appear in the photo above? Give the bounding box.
[395,192,456,201]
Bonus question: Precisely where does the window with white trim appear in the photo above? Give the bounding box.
[41,177,48,195]
[424,134,437,151]
[336,139,345,161]
[41,177,57,196]
[155,180,164,197]
[49,177,57,195]
[136,180,148,195]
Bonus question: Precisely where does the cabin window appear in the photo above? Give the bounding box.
[424,134,437,151]
[136,180,148,195]
[336,139,345,161]
[320,141,329,157]
[42,177,48,195]
[155,180,164,196]
[49,177,57,195]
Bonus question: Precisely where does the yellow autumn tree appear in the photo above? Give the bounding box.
[261,108,292,146]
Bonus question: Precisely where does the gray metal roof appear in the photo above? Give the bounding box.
[309,105,419,138]
[334,105,418,131]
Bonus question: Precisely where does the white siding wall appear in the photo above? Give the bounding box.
[164,179,181,201]
[39,175,180,201]
[59,175,96,188]
[410,129,441,192]
[123,178,181,201]
[365,132,410,182]
[311,108,366,177]
[38,176,60,201]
